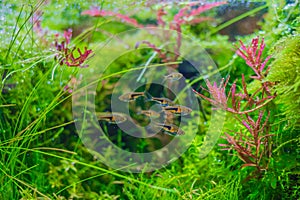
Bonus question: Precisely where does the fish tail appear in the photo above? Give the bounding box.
[153,121,165,127]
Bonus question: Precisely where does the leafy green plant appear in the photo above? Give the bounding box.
[1,1,299,199]
[267,35,300,130]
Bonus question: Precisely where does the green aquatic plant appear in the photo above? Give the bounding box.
[2,1,299,199]
[267,35,300,130]
[256,34,300,198]
[262,0,299,41]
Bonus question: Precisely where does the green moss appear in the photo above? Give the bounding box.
[267,35,300,129]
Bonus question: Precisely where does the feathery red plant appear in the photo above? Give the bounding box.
[82,2,226,69]
[173,2,226,25]
[236,37,273,95]
[194,37,276,179]
[193,77,230,110]
[54,29,93,68]
[136,1,227,68]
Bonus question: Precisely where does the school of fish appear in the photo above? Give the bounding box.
[98,72,192,136]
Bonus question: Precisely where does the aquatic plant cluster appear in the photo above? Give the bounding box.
[54,29,93,68]
[194,37,276,179]
[0,0,299,199]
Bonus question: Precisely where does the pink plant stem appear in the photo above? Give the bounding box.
[226,98,274,115]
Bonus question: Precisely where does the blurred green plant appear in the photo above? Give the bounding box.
[1,0,299,199]
[267,35,300,130]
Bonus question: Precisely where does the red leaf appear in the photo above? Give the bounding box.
[157,7,167,26]
[82,8,142,28]
[242,120,252,134]
[218,143,229,147]
[81,8,102,16]
[241,163,257,168]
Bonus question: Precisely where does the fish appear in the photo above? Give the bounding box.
[148,96,174,107]
[138,110,161,118]
[118,92,145,102]
[154,123,185,136]
[96,112,127,124]
[162,105,192,116]
[164,72,183,81]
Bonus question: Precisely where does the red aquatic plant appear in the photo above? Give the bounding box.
[219,110,273,177]
[173,1,226,25]
[156,7,167,27]
[30,8,93,67]
[82,2,226,68]
[64,47,93,68]
[194,37,276,179]
[194,37,276,114]
[236,37,273,96]
[63,28,73,45]
[82,7,143,28]
[137,1,227,68]
[54,29,93,68]
[236,37,271,80]
[193,77,230,110]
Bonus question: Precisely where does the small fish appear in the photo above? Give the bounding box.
[164,72,183,81]
[96,112,127,124]
[154,123,185,136]
[148,97,174,107]
[119,92,145,102]
[163,105,192,116]
[138,110,161,118]
[163,109,176,121]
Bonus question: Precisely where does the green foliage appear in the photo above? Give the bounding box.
[1,1,299,199]
[267,35,300,130]
[262,0,299,41]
